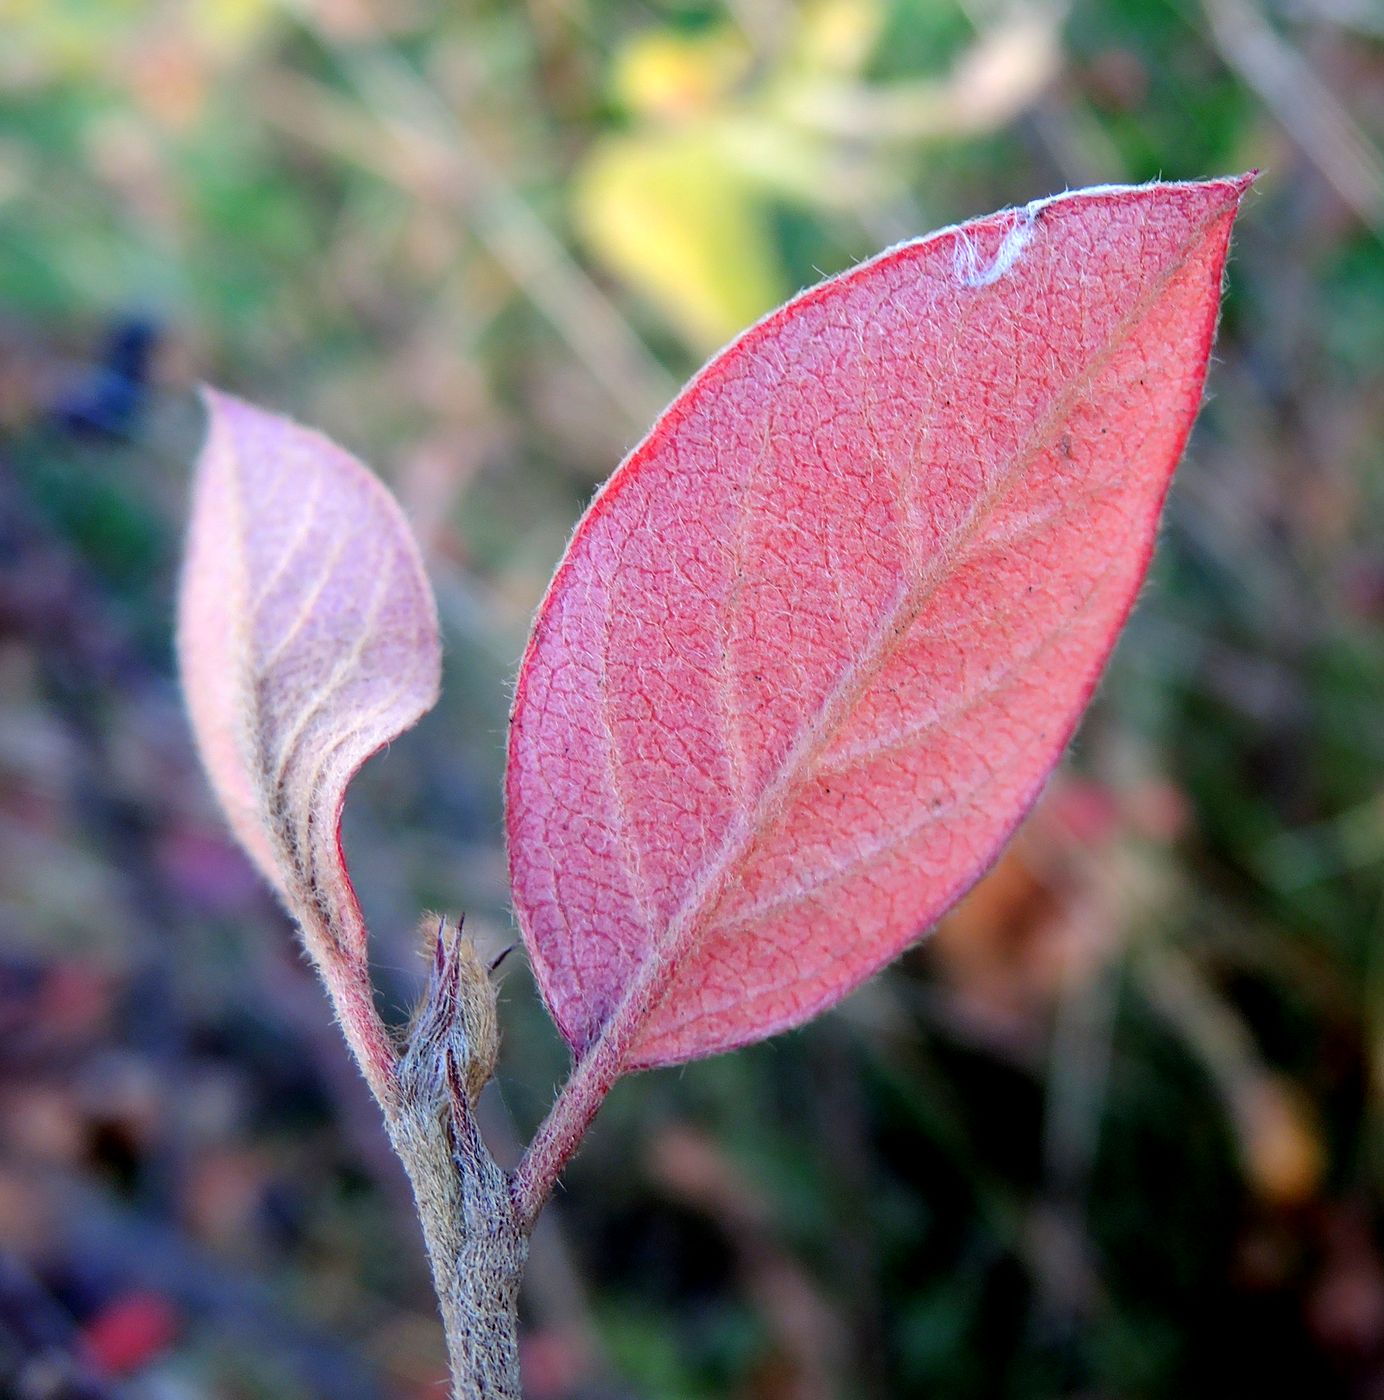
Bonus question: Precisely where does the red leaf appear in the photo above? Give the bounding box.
[177,391,440,1093]
[82,1291,179,1377]
[508,177,1250,1072]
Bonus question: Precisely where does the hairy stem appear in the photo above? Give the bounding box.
[317,946,402,1110]
[319,921,526,1398]
[512,1037,623,1230]
[390,1058,527,1399]
[392,925,527,1397]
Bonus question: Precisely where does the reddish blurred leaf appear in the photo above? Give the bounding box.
[82,1290,179,1377]
[509,177,1251,1073]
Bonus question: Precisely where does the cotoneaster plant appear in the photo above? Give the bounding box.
[177,175,1253,1398]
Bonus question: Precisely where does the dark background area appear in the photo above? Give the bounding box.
[2,1,1383,1396]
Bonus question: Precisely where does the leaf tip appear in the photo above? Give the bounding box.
[1220,169,1260,203]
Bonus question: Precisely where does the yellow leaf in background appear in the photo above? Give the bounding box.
[573,131,785,353]
[612,25,752,121]
[188,0,279,58]
[789,0,886,77]
[1236,1075,1325,1208]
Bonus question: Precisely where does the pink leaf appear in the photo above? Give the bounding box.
[508,176,1251,1073]
[177,391,440,1090]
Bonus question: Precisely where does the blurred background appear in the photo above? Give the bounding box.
[1,0,1382,1396]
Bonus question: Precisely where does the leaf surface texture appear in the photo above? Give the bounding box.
[509,177,1249,1069]
[178,392,440,962]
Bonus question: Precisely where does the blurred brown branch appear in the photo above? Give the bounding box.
[1202,0,1384,237]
